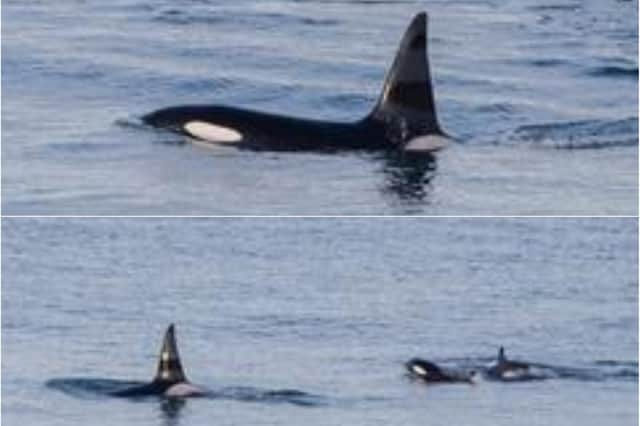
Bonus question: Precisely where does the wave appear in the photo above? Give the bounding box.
[586,65,638,79]
[114,116,148,130]
[501,117,638,150]
[152,8,339,28]
[211,386,325,407]
[528,58,570,68]
[527,4,582,12]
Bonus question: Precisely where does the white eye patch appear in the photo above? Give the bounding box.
[412,365,427,376]
[183,121,243,143]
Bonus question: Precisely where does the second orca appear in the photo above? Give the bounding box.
[406,358,476,384]
[142,12,451,153]
[109,324,207,398]
[486,347,533,381]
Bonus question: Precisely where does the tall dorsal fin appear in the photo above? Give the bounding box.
[498,346,506,362]
[369,12,444,141]
[154,324,187,384]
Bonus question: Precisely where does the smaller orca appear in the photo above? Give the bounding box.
[486,347,530,380]
[110,324,207,398]
[142,12,451,153]
[406,358,476,384]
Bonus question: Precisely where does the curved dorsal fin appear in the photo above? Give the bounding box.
[369,12,444,140]
[154,324,187,384]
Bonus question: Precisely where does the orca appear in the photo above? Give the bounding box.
[110,324,207,398]
[486,347,531,380]
[142,12,450,152]
[45,325,327,406]
[406,358,476,384]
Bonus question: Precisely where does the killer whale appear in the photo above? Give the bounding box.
[142,12,450,152]
[486,347,531,380]
[45,324,324,405]
[110,324,207,398]
[406,358,476,384]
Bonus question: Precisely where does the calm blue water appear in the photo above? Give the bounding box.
[2,218,638,425]
[2,0,638,215]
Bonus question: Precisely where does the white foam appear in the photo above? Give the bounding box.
[183,121,243,143]
[404,134,450,152]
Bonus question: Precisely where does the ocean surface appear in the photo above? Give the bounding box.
[2,0,638,215]
[2,218,638,425]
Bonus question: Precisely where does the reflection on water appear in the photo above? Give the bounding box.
[159,398,186,426]
[378,151,437,203]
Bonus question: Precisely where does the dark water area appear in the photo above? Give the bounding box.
[2,218,637,425]
[2,0,638,215]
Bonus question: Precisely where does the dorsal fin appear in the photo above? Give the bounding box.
[369,12,444,142]
[154,324,187,384]
[498,346,506,362]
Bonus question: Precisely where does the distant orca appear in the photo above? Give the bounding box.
[142,12,450,152]
[406,358,476,384]
[486,347,531,380]
[110,324,207,398]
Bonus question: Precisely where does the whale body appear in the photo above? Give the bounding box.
[142,12,450,153]
[487,347,531,380]
[109,324,207,398]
